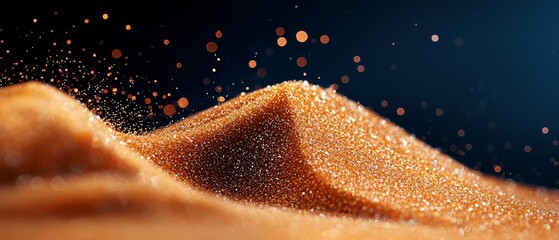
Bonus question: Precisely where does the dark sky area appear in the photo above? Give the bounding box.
[1,0,559,188]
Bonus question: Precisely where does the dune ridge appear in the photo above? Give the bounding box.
[0,80,558,239]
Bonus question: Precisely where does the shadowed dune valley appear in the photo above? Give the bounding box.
[0,80,558,240]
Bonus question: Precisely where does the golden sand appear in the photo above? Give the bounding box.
[0,81,558,239]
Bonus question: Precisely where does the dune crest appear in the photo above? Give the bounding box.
[0,80,558,239]
[126,81,559,226]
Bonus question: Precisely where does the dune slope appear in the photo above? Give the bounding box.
[0,81,558,239]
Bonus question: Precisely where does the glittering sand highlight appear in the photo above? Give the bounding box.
[0,81,558,240]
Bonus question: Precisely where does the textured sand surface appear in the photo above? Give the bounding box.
[0,81,558,239]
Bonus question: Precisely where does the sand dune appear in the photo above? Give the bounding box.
[0,81,558,239]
